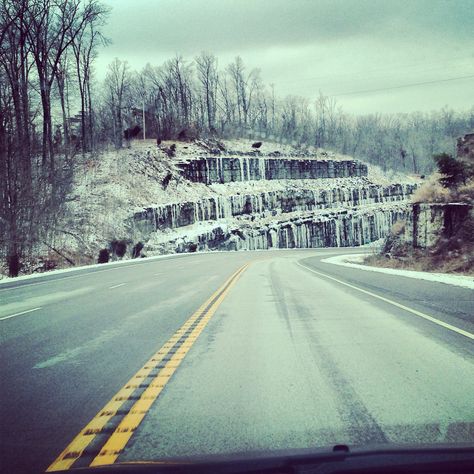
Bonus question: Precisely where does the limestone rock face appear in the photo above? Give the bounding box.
[404,203,472,248]
[133,183,416,233]
[130,153,417,255]
[178,156,367,184]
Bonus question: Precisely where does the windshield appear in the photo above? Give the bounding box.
[0,1,473,473]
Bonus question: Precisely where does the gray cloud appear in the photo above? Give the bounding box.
[102,0,472,53]
[97,0,474,113]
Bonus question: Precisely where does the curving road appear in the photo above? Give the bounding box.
[0,249,473,473]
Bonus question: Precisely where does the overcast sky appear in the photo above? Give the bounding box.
[97,0,474,114]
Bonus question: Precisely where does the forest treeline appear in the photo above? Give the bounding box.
[102,55,473,176]
[1,0,473,276]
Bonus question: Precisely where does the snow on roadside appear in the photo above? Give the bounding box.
[0,252,213,286]
[321,253,474,289]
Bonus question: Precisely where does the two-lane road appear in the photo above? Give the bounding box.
[0,250,473,473]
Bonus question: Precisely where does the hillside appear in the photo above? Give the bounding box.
[2,138,419,276]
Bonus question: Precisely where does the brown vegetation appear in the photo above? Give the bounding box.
[365,240,474,275]
[411,173,451,203]
[366,215,474,275]
[366,148,474,275]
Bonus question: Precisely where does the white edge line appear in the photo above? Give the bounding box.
[109,283,126,289]
[0,254,197,293]
[0,307,42,322]
[0,252,213,291]
[321,253,474,290]
[296,261,474,340]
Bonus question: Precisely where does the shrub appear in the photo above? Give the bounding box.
[456,179,474,204]
[434,153,467,188]
[110,239,128,258]
[391,220,406,236]
[36,259,57,272]
[132,242,144,258]
[116,241,127,258]
[98,249,110,264]
[164,144,176,158]
[124,125,141,140]
[162,172,172,189]
[177,126,199,141]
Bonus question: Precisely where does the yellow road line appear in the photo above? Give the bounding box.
[297,261,474,340]
[46,264,248,472]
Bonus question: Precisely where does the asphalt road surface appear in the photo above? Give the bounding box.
[1,249,473,473]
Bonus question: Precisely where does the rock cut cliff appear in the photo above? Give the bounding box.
[123,140,418,255]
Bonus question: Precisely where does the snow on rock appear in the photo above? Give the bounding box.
[178,156,367,183]
[132,181,416,234]
[143,203,409,255]
[53,139,419,263]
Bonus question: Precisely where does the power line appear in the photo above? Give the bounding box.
[330,74,474,97]
[293,63,473,93]
[277,55,474,85]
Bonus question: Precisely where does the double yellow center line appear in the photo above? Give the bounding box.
[47,263,249,472]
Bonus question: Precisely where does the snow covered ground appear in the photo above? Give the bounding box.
[0,252,198,285]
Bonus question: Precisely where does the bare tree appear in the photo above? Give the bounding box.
[54,54,72,153]
[195,52,218,132]
[0,0,108,276]
[24,0,105,171]
[105,58,130,148]
[71,10,109,153]
[217,71,236,133]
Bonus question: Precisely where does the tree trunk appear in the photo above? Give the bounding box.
[7,253,21,278]
[86,74,93,151]
[79,78,86,153]
[56,72,69,156]
[39,74,54,172]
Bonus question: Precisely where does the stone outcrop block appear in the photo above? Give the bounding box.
[178,156,368,183]
[133,183,416,234]
[405,203,472,248]
[144,205,409,254]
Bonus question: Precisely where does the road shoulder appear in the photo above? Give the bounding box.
[322,253,474,290]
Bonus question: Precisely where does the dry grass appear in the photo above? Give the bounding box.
[364,253,473,275]
[370,168,474,276]
[411,173,451,203]
[413,173,474,205]
[391,219,406,236]
[365,242,474,276]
